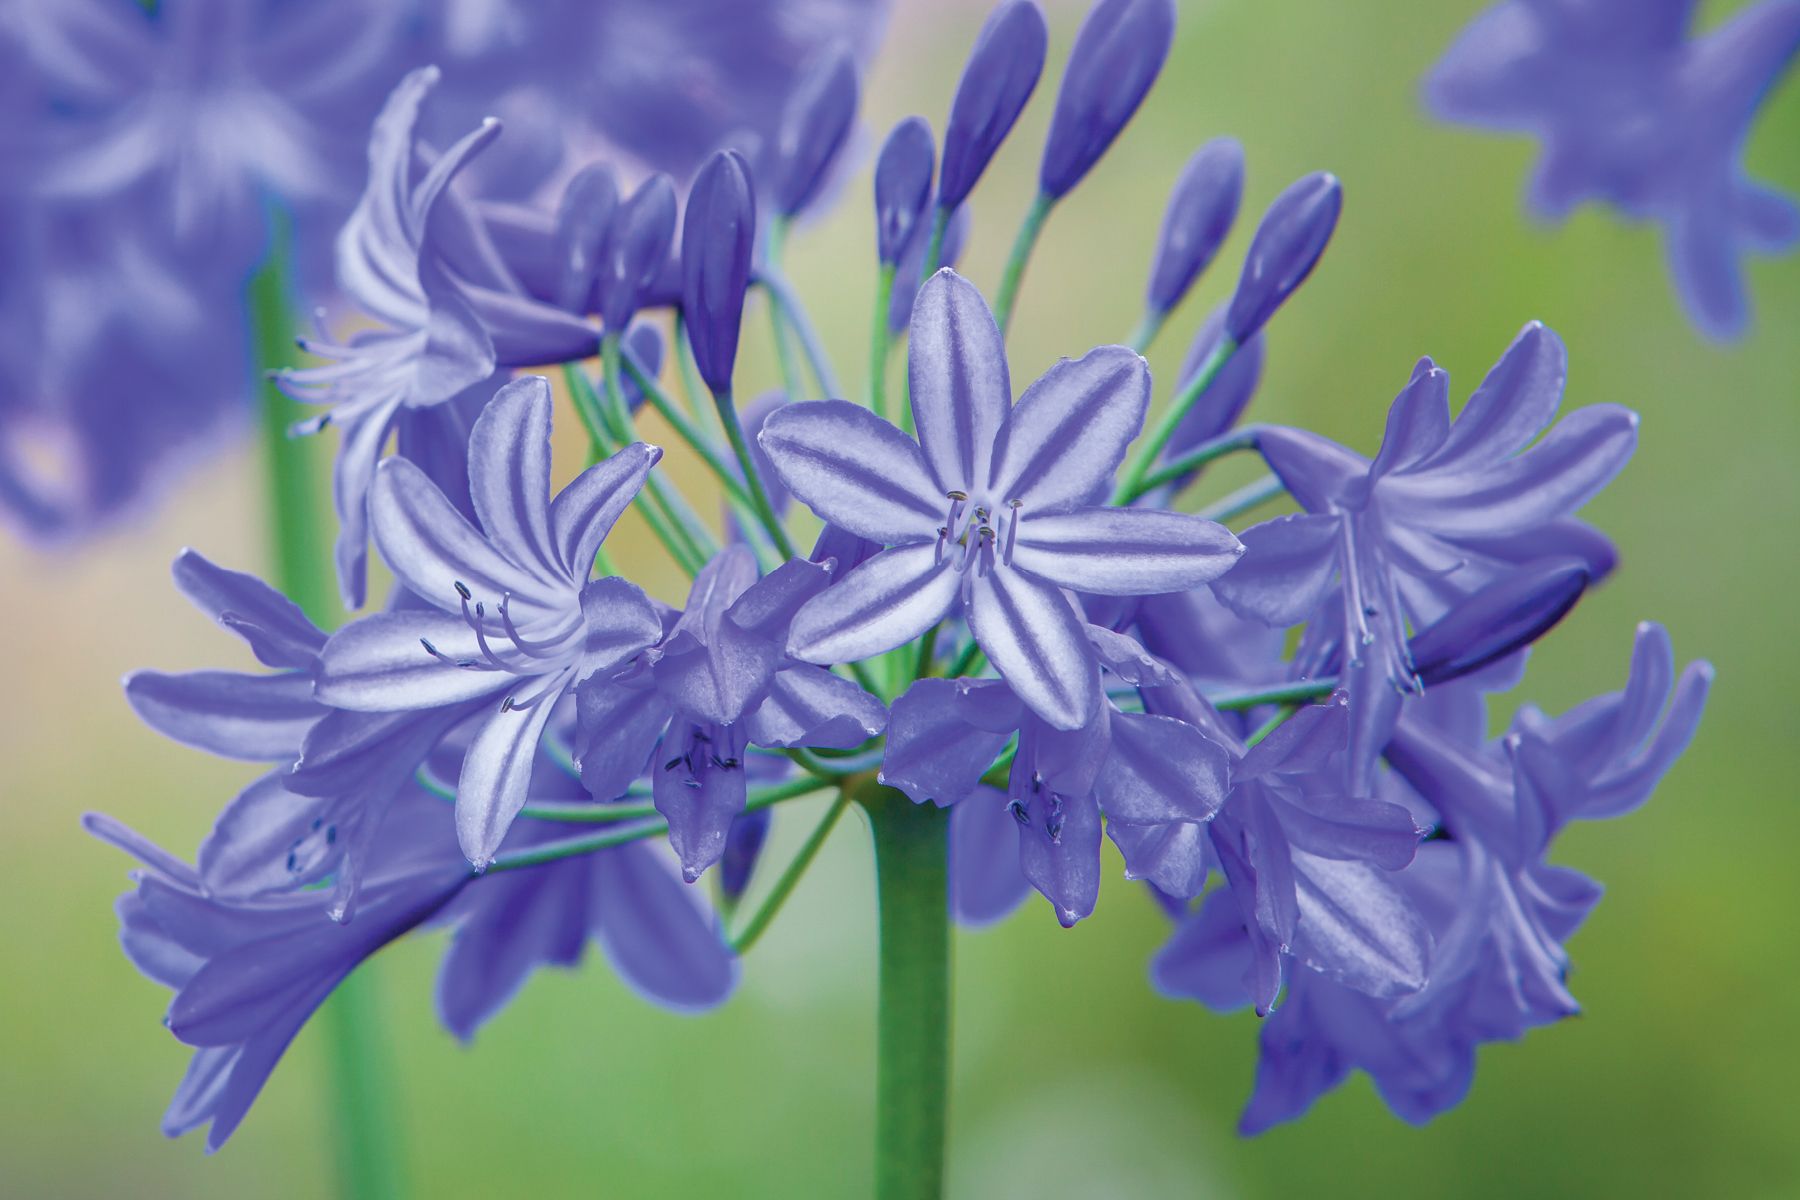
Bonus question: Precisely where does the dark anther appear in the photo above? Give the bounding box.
[1008,798,1030,826]
[454,580,473,600]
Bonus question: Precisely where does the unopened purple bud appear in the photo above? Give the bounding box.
[597,174,677,331]
[618,324,664,415]
[1224,171,1342,342]
[1146,138,1244,314]
[939,0,1049,211]
[719,808,772,904]
[875,116,936,264]
[773,48,860,218]
[552,163,618,313]
[889,205,971,333]
[1409,558,1590,688]
[1039,0,1177,199]
[681,150,758,395]
[1159,307,1264,475]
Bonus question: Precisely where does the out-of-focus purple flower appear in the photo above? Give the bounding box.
[1039,0,1177,200]
[576,546,886,880]
[596,174,678,332]
[874,116,935,265]
[681,151,758,395]
[1213,322,1636,791]
[316,377,664,868]
[762,270,1242,730]
[1183,624,1712,1131]
[937,0,1049,211]
[550,163,619,312]
[429,730,737,1034]
[86,802,468,1152]
[770,48,860,218]
[1425,0,1800,337]
[1224,172,1342,342]
[1145,138,1245,316]
[888,205,971,334]
[277,68,599,608]
[948,785,1033,926]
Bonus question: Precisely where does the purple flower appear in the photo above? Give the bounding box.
[430,732,737,1036]
[277,68,598,608]
[948,785,1033,926]
[1038,0,1177,200]
[595,174,678,332]
[576,546,887,880]
[1425,0,1800,337]
[681,151,758,395]
[888,204,970,334]
[549,163,620,312]
[882,634,1229,926]
[1213,322,1636,790]
[1145,138,1246,317]
[937,0,1049,212]
[1407,556,1590,688]
[760,269,1243,729]
[1224,172,1343,342]
[1159,624,1712,1130]
[316,376,664,868]
[874,116,935,265]
[770,47,860,218]
[85,802,468,1152]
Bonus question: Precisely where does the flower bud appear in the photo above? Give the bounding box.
[772,48,860,218]
[875,116,936,265]
[681,150,758,395]
[551,163,618,312]
[1157,307,1265,480]
[889,205,971,333]
[1145,138,1244,315]
[939,0,1049,211]
[1224,171,1342,342]
[719,808,772,905]
[596,174,677,331]
[1408,558,1590,688]
[1040,0,1177,199]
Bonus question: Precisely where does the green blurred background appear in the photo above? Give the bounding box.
[3,0,1795,1195]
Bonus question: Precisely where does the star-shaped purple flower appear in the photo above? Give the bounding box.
[759,268,1243,729]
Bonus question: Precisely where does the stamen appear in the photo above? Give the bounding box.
[1003,499,1022,565]
[498,595,562,659]
[454,580,473,601]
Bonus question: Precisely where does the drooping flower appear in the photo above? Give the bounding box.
[276,68,599,608]
[760,269,1243,729]
[1158,623,1712,1130]
[1213,321,1636,790]
[316,376,664,868]
[1425,0,1800,337]
[576,545,887,880]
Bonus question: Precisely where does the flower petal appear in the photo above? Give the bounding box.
[125,670,321,761]
[1290,850,1431,998]
[989,345,1150,512]
[1258,425,1369,512]
[1109,818,1211,899]
[788,543,959,664]
[758,400,942,543]
[880,677,1022,805]
[316,611,507,711]
[171,551,324,669]
[1421,321,1566,473]
[1368,359,1450,479]
[593,843,737,1011]
[746,664,888,750]
[549,441,663,581]
[967,568,1098,731]
[949,786,1033,927]
[369,456,545,615]
[1151,888,1255,1011]
[1208,513,1340,627]
[1009,506,1242,596]
[467,376,560,582]
[1096,710,1231,823]
[908,269,1012,496]
[1015,787,1102,928]
[457,683,567,868]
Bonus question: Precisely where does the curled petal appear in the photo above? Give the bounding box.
[126,670,321,761]
[550,442,663,582]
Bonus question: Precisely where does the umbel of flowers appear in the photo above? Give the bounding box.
[95,0,1713,1190]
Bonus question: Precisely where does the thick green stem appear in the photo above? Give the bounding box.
[1209,676,1338,711]
[870,263,897,419]
[619,348,754,510]
[858,781,951,1200]
[992,192,1055,337]
[1111,334,1239,503]
[253,229,405,1200]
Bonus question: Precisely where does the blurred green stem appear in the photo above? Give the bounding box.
[729,790,853,954]
[870,263,896,419]
[253,226,406,1200]
[992,192,1054,337]
[858,780,951,1200]
[763,217,808,400]
[1112,334,1239,503]
[1126,309,1166,354]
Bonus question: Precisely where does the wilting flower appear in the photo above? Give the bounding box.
[1425,0,1800,337]
[317,377,664,867]
[762,269,1242,729]
[1213,321,1636,789]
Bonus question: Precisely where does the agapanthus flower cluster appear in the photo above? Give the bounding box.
[95,0,1711,1156]
[1426,0,1800,338]
[0,0,887,539]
